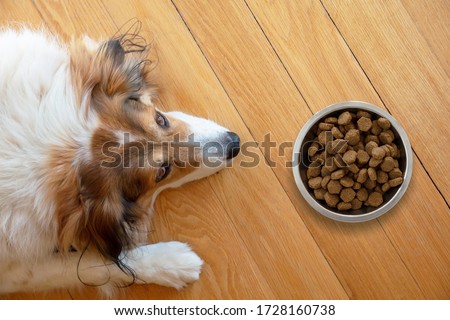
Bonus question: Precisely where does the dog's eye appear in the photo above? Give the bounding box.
[155,112,169,128]
[128,95,140,102]
[156,163,171,182]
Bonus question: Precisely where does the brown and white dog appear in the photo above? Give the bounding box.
[0,27,240,296]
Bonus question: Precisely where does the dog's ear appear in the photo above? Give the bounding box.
[78,162,146,272]
[104,39,125,66]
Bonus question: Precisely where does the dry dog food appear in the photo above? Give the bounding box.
[306,110,404,212]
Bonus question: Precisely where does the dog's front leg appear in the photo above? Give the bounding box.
[0,241,202,295]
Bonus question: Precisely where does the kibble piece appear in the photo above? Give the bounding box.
[371,147,386,160]
[390,143,400,158]
[365,141,378,155]
[367,192,383,207]
[331,139,348,154]
[344,123,356,132]
[325,141,334,155]
[340,188,356,202]
[384,144,394,155]
[331,169,346,180]
[324,192,340,208]
[394,159,399,168]
[371,120,382,135]
[324,117,338,124]
[333,155,347,168]
[331,126,344,139]
[381,145,391,157]
[319,122,334,131]
[365,135,380,145]
[321,165,332,177]
[377,117,391,130]
[368,167,377,181]
[340,176,354,188]
[351,198,363,210]
[338,111,352,125]
[364,179,377,190]
[356,188,369,201]
[389,177,403,187]
[380,157,395,172]
[318,131,331,145]
[357,110,372,119]
[381,182,391,193]
[342,150,357,164]
[379,130,394,144]
[353,182,361,190]
[354,141,365,152]
[377,170,389,184]
[321,175,331,189]
[348,163,360,174]
[369,157,383,168]
[357,150,370,165]
[345,129,360,146]
[327,180,342,194]
[337,202,352,211]
[374,185,383,194]
[356,168,368,183]
[308,176,322,189]
[389,168,403,179]
[314,188,327,200]
[357,117,372,132]
[308,142,320,157]
[307,165,321,179]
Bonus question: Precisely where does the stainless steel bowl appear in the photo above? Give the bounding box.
[292,101,413,222]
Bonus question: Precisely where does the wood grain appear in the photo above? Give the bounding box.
[401,0,450,74]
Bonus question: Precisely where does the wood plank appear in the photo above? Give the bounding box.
[401,0,450,74]
[102,0,347,300]
[322,0,450,202]
[242,0,450,299]
[173,0,437,298]
[0,0,72,301]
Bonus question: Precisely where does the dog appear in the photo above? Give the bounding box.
[0,26,240,296]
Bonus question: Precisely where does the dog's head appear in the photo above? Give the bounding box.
[54,33,240,271]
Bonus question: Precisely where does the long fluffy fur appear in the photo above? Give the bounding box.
[0,27,239,295]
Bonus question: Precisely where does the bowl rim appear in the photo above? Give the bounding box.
[292,101,413,222]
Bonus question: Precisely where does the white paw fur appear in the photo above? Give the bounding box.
[126,241,203,289]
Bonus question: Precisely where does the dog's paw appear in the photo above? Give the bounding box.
[129,241,203,289]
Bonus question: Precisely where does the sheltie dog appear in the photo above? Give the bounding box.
[0,26,240,296]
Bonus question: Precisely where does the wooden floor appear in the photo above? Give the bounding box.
[1,0,449,299]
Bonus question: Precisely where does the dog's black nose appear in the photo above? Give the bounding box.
[226,131,240,160]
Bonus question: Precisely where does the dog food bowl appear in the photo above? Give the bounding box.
[292,101,413,222]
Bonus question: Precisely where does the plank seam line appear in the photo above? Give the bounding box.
[319,0,449,208]
[375,219,426,298]
[243,0,314,116]
[30,0,51,31]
